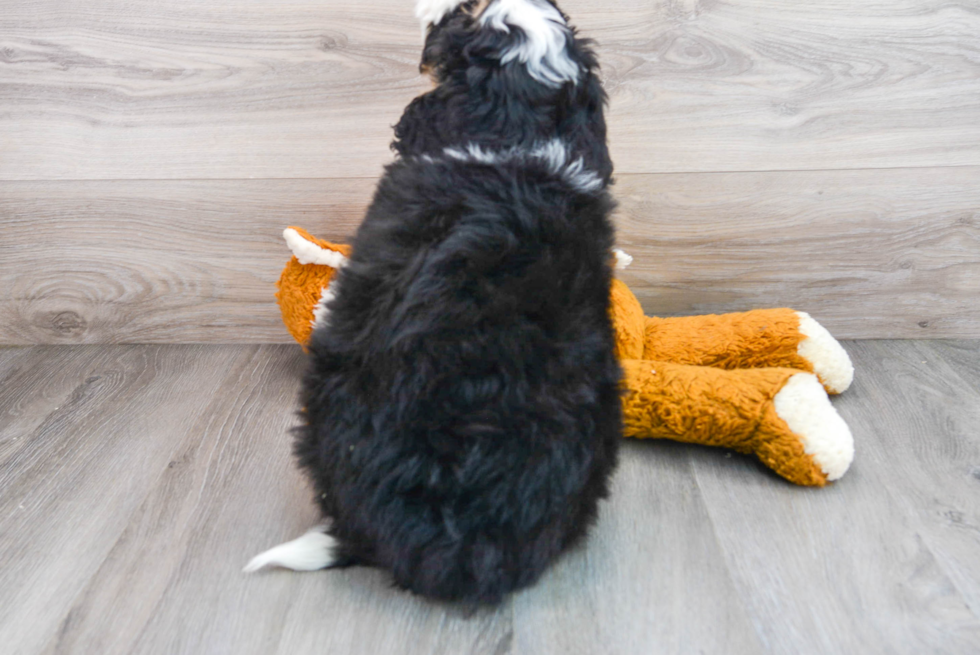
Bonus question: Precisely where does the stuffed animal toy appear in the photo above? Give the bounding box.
[276,227,855,487]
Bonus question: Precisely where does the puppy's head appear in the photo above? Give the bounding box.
[415,0,483,79]
[414,0,580,88]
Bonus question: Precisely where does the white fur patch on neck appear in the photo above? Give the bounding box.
[529,139,602,191]
[416,0,468,29]
[445,143,500,164]
[442,139,603,193]
[480,0,580,87]
[312,282,338,330]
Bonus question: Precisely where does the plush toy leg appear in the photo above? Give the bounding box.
[620,360,854,486]
[608,279,852,394]
[276,227,352,347]
[643,310,853,395]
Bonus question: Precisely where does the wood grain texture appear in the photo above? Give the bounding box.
[0,179,372,344]
[845,341,980,619]
[0,345,259,655]
[593,0,980,174]
[2,166,978,344]
[0,346,113,468]
[1,0,978,180]
[39,345,307,655]
[510,441,766,655]
[2,341,979,653]
[614,166,980,339]
[687,340,980,654]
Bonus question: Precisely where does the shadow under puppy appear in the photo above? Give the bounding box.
[246,0,621,605]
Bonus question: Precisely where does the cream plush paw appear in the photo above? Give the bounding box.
[795,312,854,394]
[620,360,852,486]
[773,372,854,482]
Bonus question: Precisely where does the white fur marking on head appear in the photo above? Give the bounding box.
[481,0,580,87]
[283,228,349,268]
[242,525,337,573]
[416,0,468,28]
[795,312,855,394]
[773,373,854,481]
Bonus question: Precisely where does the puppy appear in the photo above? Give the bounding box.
[246,0,622,605]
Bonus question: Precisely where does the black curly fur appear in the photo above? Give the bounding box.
[293,0,621,605]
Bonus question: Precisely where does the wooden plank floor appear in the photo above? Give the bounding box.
[1,340,978,654]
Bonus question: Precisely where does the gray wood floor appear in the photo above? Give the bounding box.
[1,340,978,654]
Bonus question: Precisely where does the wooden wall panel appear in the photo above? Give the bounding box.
[2,167,977,344]
[2,0,978,341]
[1,0,978,179]
[0,180,372,344]
[613,167,980,338]
[593,0,980,174]
[0,2,426,181]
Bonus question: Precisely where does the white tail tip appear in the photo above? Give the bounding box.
[243,526,337,573]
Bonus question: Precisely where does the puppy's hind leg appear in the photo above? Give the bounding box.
[243,524,337,573]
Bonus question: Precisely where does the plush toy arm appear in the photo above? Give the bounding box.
[620,359,853,486]
[642,310,854,394]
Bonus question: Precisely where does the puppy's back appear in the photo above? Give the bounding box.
[296,154,622,604]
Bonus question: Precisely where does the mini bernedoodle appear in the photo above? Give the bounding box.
[246,0,623,605]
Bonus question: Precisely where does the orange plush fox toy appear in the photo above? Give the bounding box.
[277,227,855,487]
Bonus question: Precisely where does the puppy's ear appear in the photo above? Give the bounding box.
[419,3,478,79]
[416,0,472,35]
